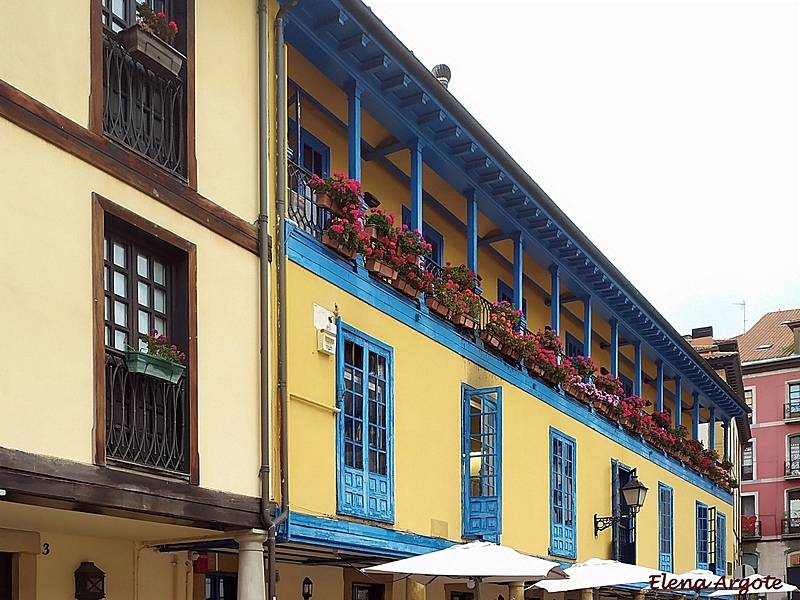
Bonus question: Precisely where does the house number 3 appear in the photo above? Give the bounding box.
[42,543,50,555]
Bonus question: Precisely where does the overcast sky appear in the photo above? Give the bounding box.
[364,0,799,340]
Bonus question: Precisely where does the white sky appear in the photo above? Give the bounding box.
[364,0,799,340]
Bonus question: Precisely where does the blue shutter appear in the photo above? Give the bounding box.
[336,323,393,523]
[612,461,636,564]
[697,502,709,569]
[658,483,674,572]
[715,511,726,575]
[462,386,502,542]
[550,429,577,559]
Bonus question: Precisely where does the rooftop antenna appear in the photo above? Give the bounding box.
[733,300,746,333]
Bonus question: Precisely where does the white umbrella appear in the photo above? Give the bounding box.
[709,573,797,596]
[362,541,568,584]
[534,558,667,592]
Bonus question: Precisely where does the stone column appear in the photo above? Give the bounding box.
[509,582,525,600]
[634,590,646,600]
[235,531,268,600]
[580,588,593,600]
[406,579,426,600]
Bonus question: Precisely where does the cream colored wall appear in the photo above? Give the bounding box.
[286,263,733,567]
[33,533,183,600]
[0,0,91,126]
[0,120,260,495]
[194,0,260,221]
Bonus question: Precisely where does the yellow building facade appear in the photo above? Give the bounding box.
[0,1,747,600]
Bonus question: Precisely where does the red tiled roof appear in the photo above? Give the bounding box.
[737,308,800,363]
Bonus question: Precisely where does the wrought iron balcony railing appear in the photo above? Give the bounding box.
[783,517,800,535]
[786,403,800,420]
[786,461,800,477]
[741,518,761,539]
[287,161,327,240]
[102,31,186,178]
[105,351,189,477]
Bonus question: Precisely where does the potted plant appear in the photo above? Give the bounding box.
[480,301,523,358]
[431,264,481,328]
[310,172,362,216]
[322,209,369,260]
[120,4,185,77]
[363,209,400,279]
[390,225,432,300]
[523,328,565,386]
[124,329,186,383]
[561,355,597,403]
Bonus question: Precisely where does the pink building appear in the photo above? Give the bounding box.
[739,309,800,585]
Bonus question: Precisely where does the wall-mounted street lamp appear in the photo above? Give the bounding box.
[302,577,314,600]
[74,562,106,600]
[594,473,648,537]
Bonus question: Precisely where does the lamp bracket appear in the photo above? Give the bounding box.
[594,513,634,537]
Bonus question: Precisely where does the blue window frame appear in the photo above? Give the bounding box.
[612,461,636,564]
[288,120,330,178]
[619,373,633,397]
[658,483,674,572]
[497,279,527,319]
[550,429,576,559]
[697,502,709,569]
[462,385,502,542]
[402,206,444,266]
[713,510,726,575]
[336,322,394,523]
[565,332,584,358]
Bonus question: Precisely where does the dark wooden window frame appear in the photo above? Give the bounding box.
[90,0,197,188]
[92,193,199,484]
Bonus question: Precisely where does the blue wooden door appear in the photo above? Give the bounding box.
[462,386,502,542]
[338,327,393,522]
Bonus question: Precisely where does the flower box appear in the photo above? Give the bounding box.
[499,344,522,362]
[479,329,502,349]
[425,296,451,318]
[363,224,379,240]
[124,349,185,383]
[322,231,357,260]
[562,382,592,405]
[364,257,398,280]
[120,23,185,78]
[450,312,477,331]
[391,275,422,300]
[315,192,345,216]
[593,401,615,418]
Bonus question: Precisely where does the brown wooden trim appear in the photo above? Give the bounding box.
[185,0,198,190]
[92,197,107,466]
[93,194,201,484]
[0,78,260,255]
[743,356,800,376]
[0,446,261,529]
[89,0,103,133]
[188,245,200,484]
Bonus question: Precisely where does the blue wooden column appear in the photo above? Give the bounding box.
[347,80,363,182]
[583,296,592,358]
[692,391,700,440]
[410,139,423,233]
[655,360,664,413]
[723,419,730,461]
[466,188,478,277]
[549,264,560,335]
[709,406,716,451]
[610,319,619,377]
[633,341,642,397]
[513,232,524,328]
[674,376,682,428]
